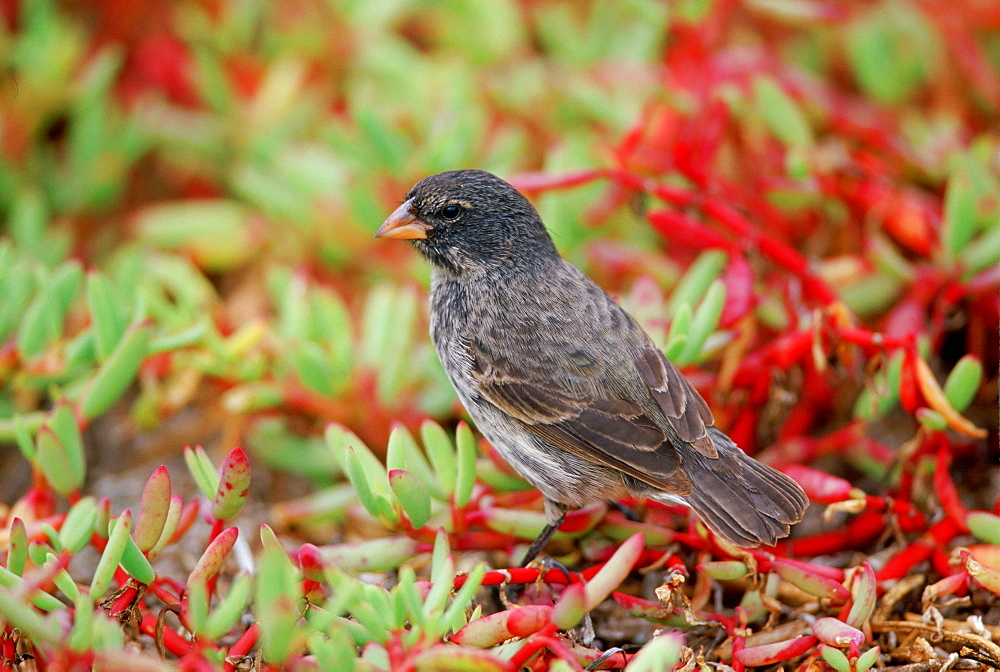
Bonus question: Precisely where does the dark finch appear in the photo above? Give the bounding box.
[375,169,808,564]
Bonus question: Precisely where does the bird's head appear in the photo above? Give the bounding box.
[374,170,556,275]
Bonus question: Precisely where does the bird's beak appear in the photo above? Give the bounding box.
[374,199,432,240]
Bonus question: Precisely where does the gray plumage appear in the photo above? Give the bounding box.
[375,169,808,556]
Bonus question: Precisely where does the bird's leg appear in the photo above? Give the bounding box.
[607,500,642,523]
[504,500,569,604]
[519,499,567,567]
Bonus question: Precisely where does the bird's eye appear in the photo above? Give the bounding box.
[439,204,463,221]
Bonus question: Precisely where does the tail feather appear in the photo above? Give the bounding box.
[666,427,809,547]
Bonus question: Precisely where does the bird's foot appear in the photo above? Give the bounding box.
[586,647,627,670]
[504,556,575,604]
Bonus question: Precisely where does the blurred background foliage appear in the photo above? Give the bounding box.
[0,0,997,517]
[0,0,688,490]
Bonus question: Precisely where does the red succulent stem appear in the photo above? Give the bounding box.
[139,614,192,656]
[731,607,749,672]
[508,169,609,195]
[876,517,964,583]
[450,500,467,536]
[926,516,963,547]
[898,349,922,413]
[461,565,583,590]
[147,580,181,605]
[926,571,970,602]
[208,517,225,543]
[106,578,142,618]
[835,328,915,353]
[385,630,410,672]
[507,623,578,670]
[931,549,957,578]
[702,200,838,305]
[152,575,186,601]
[934,445,969,532]
[648,209,739,254]
[773,510,885,557]
[877,540,935,584]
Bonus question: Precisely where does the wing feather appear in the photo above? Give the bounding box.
[468,329,709,495]
[636,346,718,457]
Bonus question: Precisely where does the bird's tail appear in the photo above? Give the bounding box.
[660,427,808,547]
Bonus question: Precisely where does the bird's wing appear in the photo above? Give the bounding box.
[633,345,718,458]
[467,320,718,495]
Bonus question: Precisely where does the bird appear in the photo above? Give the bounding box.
[374,169,808,565]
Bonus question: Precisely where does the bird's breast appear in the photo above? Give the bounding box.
[428,276,477,392]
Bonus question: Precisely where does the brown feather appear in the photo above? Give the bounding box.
[636,346,718,458]
[470,336,694,493]
[666,427,809,546]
